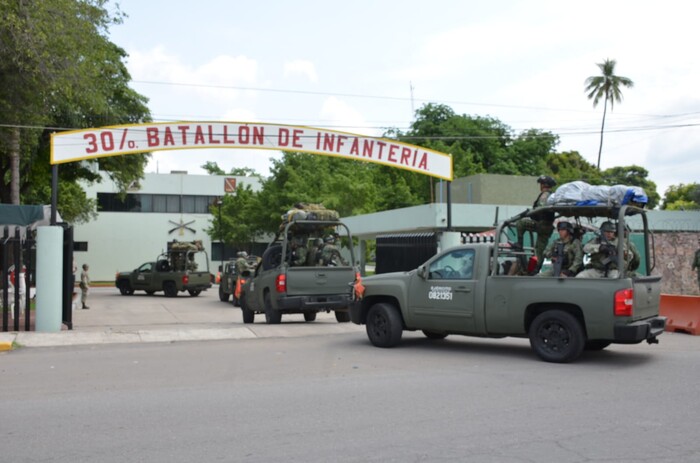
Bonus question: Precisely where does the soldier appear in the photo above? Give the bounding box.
[624,226,641,276]
[539,221,583,277]
[320,235,347,266]
[577,221,625,278]
[306,238,324,266]
[234,251,249,275]
[515,175,556,273]
[692,238,700,292]
[289,235,308,267]
[79,263,91,309]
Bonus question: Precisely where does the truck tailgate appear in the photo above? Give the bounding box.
[285,267,355,296]
[632,276,662,320]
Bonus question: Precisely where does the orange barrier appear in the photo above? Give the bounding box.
[659,294,700,336]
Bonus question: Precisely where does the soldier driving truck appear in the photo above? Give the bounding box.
[350,204,665,363]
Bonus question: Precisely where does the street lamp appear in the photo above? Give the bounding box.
[216,197,224,273]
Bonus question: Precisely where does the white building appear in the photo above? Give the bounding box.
[74,171,262,281]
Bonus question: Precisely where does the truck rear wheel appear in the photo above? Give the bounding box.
[264,292,281,324]
[240,293,254,323]
[219,285,230,302]
[117,280,134,296]
[528,310,585,363]
[335,311,350,323]
[188,290,201,296]
[366,303,403,348]
[163,281,178,298]
[304,312,317,322]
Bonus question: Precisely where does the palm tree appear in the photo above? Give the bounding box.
[585,59,634,169]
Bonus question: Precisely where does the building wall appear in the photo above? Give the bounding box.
[73,172,262,281]
[653,232,700,296]
[436,174,540,206]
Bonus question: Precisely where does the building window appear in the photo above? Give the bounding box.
[97,193,218,213]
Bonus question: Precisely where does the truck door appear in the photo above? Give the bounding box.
[408,249,477,333]
[133,262,155,290]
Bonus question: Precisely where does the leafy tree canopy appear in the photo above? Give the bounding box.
[0,0,151,222]
[661,183,700,210]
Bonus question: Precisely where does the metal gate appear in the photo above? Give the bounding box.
[1,225,74,332]
[375,233,438,274]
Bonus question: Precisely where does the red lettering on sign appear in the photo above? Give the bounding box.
[177,126,190,145]
[362,140,374,157]
[322,133,334,151]
[147,127,160,147]
[315,132,322,150]
[417,153,428,170]
[237,126,249,144]
[194,125,205,144]
[163,127,175,146]
[223,125,236,144]
[292,129,303,148]
[387,144,398,163]
[375,141,386,160]
[208,125,220,144]
[349,138,359,155]
[400,147,411,165]
[278,128,290,146]
[252,126,264,145]
[335,135,347,152]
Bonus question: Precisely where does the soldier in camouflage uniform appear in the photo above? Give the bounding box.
[577,221,626,279]
[290,235,308,267]
[692,238,700,292]
[320,235,347,266]
[539,221,583,277]
[235,251,250,275]
[516,175,556,273]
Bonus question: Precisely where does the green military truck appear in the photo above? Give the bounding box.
[240,216,358,324]
[115,240,212,297]
[219,255,259,305]
[350,204,666,363]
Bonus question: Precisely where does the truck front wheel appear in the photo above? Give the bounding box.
[528,310,585,363]
[163,281,178,298]
[219,285,230,302]
[118,280,134,296]
[366,303,403,348]
[335,310,351,323]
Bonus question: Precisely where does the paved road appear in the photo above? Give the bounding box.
[1,330,699,462]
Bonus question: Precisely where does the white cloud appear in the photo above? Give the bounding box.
[319,97,375,136]
[283,60,318,83]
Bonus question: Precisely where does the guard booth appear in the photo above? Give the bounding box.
[375,233,438,274]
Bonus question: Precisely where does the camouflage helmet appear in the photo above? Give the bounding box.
[237,251,248,258]
[537,175,556,188]
[556,221,573,233]
[600,221,616,233]
[324,235,335,243]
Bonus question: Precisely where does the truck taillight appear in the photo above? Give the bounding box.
[276,274,286,293]
[614,288,633,316]
[182,275,189,285]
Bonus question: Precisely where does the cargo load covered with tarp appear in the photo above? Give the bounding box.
[280,202,340,231]
[546,181,648,207]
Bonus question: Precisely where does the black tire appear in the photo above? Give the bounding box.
[366,303,403,348]
[145,290,155,296]
[219,285,230,302]
[240,293,254,324]
[232,296,239,307]
[528,310,586,363]
[264,292,281,324]
[163,281,178,298]
[118,280,134,296]
[304,312,317,322]
[585,340,612,351]
[262,245,283,271]
[188,290,201,296]
[422,330,448,340]
[335,310,351,323]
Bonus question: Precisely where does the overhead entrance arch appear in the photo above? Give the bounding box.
[51,121,453,180]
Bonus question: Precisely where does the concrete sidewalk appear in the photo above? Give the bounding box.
[0,286,362,350]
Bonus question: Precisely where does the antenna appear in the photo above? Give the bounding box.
[409,81,415,116]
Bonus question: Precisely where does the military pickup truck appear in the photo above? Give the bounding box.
[115,240,212,297]
[240,218,358,324]
[350,204,666,363]
[219,255,259,305]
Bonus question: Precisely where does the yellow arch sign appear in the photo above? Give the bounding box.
[50,121,453,180]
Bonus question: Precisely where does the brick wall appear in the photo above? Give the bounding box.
[653,232,700,295]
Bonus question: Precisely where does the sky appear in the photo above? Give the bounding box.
[106,0,700,199]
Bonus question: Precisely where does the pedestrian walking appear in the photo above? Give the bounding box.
[79,263,91,309]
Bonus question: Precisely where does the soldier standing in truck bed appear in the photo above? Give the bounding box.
[516,175,556,273]
[539,221,583,277]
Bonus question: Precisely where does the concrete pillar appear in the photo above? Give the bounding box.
[35,226,63,332]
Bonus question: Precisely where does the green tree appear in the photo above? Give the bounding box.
[545,150,602,185]
[584,58,634,169]
[661,183,700,210]
[0,0,150,221]
[207,185,261,252]
[201,161,261,178]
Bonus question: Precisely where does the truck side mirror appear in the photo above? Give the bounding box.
[417,265,427,279]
